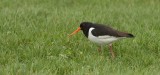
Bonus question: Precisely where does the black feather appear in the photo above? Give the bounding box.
[126,33,135,38]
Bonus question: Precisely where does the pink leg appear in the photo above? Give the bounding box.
[98,45,102,54]
[109,44,115,59]
[98,47,101,53]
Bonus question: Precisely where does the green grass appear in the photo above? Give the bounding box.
[0,0,160,75]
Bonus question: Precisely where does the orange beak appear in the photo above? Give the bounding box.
[68,27,81,37]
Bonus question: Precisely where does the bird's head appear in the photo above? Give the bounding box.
[68,22,93,37]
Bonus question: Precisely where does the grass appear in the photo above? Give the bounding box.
[0,0,160,75]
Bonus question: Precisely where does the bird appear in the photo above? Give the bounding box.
[68,22,134,58]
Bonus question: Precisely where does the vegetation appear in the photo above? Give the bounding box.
[0,0,160,75]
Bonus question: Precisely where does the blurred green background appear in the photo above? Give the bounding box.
[0,0,160,75]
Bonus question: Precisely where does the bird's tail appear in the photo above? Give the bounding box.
[117,31,135,38]
[126,33,135,38]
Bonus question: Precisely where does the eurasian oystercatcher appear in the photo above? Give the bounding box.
[69,22,134,58]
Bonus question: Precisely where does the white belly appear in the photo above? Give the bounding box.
[88,28,121,45]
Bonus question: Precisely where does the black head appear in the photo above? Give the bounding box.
[80,22,93,30]
[80,22,93,37]
[68,22,93,37]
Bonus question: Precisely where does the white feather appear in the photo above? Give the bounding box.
[88,27,123,45]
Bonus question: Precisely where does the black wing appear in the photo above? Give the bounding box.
[91,24,129,37]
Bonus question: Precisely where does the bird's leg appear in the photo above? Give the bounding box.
[109,43,115,59]
[98,45,102,53]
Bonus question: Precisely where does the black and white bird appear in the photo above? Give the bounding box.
[69,22,134,58]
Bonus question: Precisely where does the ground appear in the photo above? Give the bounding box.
[0,0,160,75]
